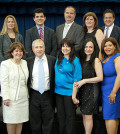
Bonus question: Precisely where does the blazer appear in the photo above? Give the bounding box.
[56,22,84,51]
[1,59,29,101]
[0,33,23,63]
[101,25,120,45]
[25,26,57,58]
[27,54,56,95]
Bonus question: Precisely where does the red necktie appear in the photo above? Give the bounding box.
[39,28,44,42]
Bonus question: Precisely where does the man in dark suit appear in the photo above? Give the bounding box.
[102,9,120,45]
[27,39,56,134]
[56,6,84,52]
[25,8,57,58]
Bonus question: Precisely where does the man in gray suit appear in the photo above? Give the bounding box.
[25,8,57,58]
[56,6,84,53]
[102,9,120,46]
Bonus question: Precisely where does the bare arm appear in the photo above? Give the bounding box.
[72,83,79,104]
[77,58,103,88]
[108,56,120,103]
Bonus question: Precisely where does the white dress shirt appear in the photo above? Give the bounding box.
[31,54,50,92]
[63,21,74,39]
[104,23,114,38]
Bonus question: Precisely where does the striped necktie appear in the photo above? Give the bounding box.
[39,28,44,42]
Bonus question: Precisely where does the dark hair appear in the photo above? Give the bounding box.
[64,6,76,14]
[33,8,46,18]
[57,37,75,65]
[7,42,27,58]
[103,9,115,18]
[101,37,120,58]
[80,38,99,66]
[83,12,98,33]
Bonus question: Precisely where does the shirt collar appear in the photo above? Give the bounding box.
[35,54,46,62]
[65,21,74,27]
[36,25,44,31]
[105,23,114,30]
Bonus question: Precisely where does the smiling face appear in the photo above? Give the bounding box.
[64,7,76,24]
[104,41,116,56]
[32,40,45,58]
[104,13,115,27]
[7,17,15,30]
[12,47,23,61]
[85,16,95,29]
[84,41,94,56]
[33,12,46,27]
[61,43,71,57]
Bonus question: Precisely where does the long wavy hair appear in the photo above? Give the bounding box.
[0,15,19,35]
[57,37,75,66]
[80,38,99,66]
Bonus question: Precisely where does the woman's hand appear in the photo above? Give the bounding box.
[4,99,10,106]
[77,79,86,88]
[72,97,79,104]
[108,92,116,104]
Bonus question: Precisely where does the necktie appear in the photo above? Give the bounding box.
[105,27,109,38]
[63,24,69,38]
[39,28,44,42]
[38,58,45,94]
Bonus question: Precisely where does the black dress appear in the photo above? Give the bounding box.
[78,61,100,115]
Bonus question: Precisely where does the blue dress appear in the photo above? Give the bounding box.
[101,53,120,120]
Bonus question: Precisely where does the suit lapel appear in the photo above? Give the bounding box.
[29,57,35,81]
[46,55,51,79]
[110,26,115,37]
[59,24,65,40]
[66,22,75,37]
[44,26,48,46]
[33,26,40,39]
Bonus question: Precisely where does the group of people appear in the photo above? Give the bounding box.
[0,5,120,134]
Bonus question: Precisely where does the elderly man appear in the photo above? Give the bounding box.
[27,39,56,134]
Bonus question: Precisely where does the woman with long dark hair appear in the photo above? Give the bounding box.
[55,37,82,134]
[72,38,103,134]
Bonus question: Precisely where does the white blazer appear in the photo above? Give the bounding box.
[1,59,29,101]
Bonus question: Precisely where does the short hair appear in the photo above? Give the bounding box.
[103,9,115,18]
[83,12,98,33]
[32,39,45,47]
[0,15,19,35]
[7,42,27,58]
[101,37,120,58]
[64,6,76,14]
[33,8,46,18]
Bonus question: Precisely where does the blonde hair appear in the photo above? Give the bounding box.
[0,15,19,35]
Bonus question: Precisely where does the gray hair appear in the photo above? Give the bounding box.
[32,39,45,47]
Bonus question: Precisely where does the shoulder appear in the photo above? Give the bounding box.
[113,25,120,32]
[113,52,120,59]
[26,56,35,63]
[1,59,11,66]
[46,54,56,61]
[16,33,22,37]
[73,56,80,63]
[45,26,54,32]
[26,26,36,32]
[56,24,64,29]
[95,58,101,63]
[21,59,27,64]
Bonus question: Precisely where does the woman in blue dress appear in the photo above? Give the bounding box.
[55,37,82,134]
[101,37,120,134]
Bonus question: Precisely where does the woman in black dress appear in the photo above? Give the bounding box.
[72,38,103,134]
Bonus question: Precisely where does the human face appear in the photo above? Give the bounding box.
[32,41,45,58]
[85,16,95,28]
[12,47,23,61]
[104,41,116,56]
[64,7,76,24]
[84,41,94,56]
[33,13,46,27]
[7,17,15,30]
[61,43,71,57]
[104,13,115,27]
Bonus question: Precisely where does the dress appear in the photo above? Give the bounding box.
[101,53,120,120]
[79,61,100,115]
[2,60,29,123]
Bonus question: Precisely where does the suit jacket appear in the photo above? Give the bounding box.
[101,25,120,45]
[25,26,57,58]
[56,22,84,51]
[27,54,56,96]
[0,33,23,63]
[1,59,29,101]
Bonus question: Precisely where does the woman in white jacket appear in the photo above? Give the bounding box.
[1,42,29,134]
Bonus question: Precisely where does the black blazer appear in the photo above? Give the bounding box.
[101,25,120,46]
[25,26,57,58]
[27,54,56,95]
